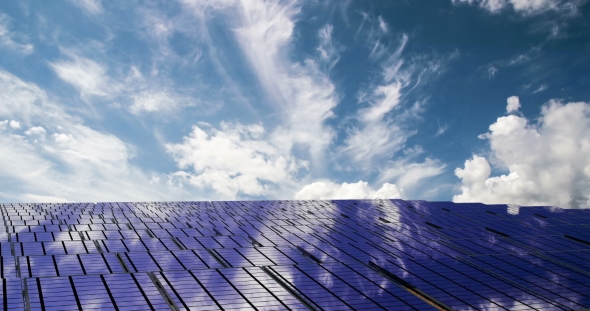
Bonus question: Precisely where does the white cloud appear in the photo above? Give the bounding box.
[451,0,582,15]
[0,14,34,54]
[435,122,449,136]
[183,0,339,160]
[337,24,451,195]
[531,84,548,94]
[176,0,446,199]
[340,35,411,165]
[129,90,197,114]
[455,155,492,185]
[378,157,447,192]
[25,126,46,136]
[70,0,103,14]
[343,121,410,164]
[485,46,540,79]
[508,54,531,65]
[166,122,306,199]
[295,180,404,200]
[0,120,7,130]
[487,65,498,78]
[9,120,20,129]
[378,16,389,33]
[22,194,70,203]
[49,54,111,98]
[49,51,205,114]
[506,95,521,113]
[361,81,407,124]
[317,24,341,70]
[52,133,76,144]
[180,0,236,12]
[169,0,373,200]
[454,97,590,208]
[0,68,189,202]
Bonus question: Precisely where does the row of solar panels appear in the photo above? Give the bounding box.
[10,246,314,278]
[1,236,587,262]
[8,251,590,311]
[0,239,589,309]
[2,209,590,235]
[4,202,590,230]
[4,213,588,228]
[2,223,590,256]
[0,232,585,260]
[0,200,589,310]
[6,241,589,276]
[10,264,435,311]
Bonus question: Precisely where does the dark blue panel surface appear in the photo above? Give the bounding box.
[1,199,590,310]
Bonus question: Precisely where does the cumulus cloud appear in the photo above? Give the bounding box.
[0,14,34,54]
[25,126,46,136]
[52,133,76,145]
[454,97,590,208]
[9,120,20,129]
[451,0,583,15]
[166,122,306,199]
[506,95,521,113]
[295,180,403,200]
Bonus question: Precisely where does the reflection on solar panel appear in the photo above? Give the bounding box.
[1,200,590,310]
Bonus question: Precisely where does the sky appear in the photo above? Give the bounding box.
[0,0,589,208]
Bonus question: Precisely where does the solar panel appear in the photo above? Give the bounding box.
[0,200,589,310]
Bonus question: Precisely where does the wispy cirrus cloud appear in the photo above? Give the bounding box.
[451,0,585,15]
[229,0,340,160]
[49,48,208,115]
[531,84,548,93]
[377,155,446,192]
[317,24,342,71]
[330,18,457,198]
[481,46,541,78]
[49,53,113,98]
[0,13,33,55]
[340,34,411,165]
[69,0,103,14]
[435,121,449,137]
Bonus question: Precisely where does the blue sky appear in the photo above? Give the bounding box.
[0,0,589,207]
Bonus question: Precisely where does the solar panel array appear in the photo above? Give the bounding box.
[1,199,590,310]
